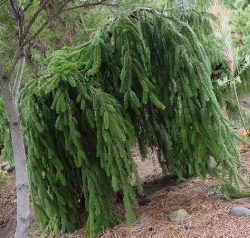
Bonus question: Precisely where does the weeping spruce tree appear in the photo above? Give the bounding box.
[21,9,250,237]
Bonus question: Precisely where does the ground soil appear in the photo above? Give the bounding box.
[0,172,16,238]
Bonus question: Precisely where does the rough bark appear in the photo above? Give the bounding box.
[0,60,29,238]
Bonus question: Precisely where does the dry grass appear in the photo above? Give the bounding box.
[209,2,231,32]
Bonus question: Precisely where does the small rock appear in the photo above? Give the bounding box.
[228,206,250,217]
[169,208,188,221]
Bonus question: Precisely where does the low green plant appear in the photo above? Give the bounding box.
[0,169,9,186]
[0,98,13,165]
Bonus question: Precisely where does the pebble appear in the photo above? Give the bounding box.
[169,208,188,221]
[228,206,250,217]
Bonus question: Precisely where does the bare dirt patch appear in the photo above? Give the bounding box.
[0,171,16,238]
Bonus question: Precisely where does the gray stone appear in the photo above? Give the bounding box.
[228,206,250,217]
[169,208,188,221]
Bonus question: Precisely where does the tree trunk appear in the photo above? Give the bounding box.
[0,68,29,238]
[13,55,26,106]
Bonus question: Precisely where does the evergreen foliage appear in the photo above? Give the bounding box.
[231,5,250,60]
[21,9,250,237]
[0,98,13,164]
